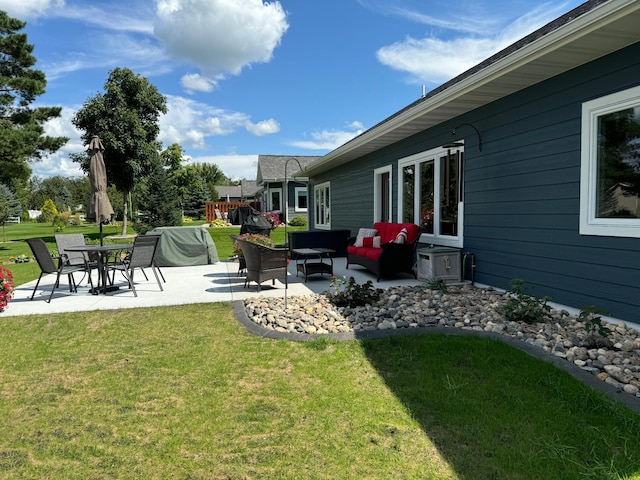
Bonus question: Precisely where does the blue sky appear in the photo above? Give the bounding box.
[1,0,584,180]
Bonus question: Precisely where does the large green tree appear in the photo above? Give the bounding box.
[0,11,68,188]
[72,67,167,234]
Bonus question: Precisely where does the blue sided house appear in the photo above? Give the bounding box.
[303,0,640,322]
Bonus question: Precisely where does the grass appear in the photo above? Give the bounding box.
[0,304,639,479]
[0,222,305,286]
[1,222,639,478]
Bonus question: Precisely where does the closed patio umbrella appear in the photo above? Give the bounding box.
[86,136,114,245]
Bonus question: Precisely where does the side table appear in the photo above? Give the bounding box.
[292,248,335,282]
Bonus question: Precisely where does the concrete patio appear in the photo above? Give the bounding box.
[1,257,423,317]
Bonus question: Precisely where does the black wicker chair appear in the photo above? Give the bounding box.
[235,237,288,291]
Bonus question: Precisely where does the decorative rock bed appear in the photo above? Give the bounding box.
[244,284,640,398]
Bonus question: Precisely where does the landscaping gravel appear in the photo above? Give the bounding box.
[244,284,640,398]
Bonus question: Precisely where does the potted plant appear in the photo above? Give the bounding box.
[0,266,16,312]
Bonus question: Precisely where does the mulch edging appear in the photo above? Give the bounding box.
[233,300,640,414]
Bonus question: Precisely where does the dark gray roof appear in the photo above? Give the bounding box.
[257,155,321,184]
[214,185,242,199]
[241,179,261,197]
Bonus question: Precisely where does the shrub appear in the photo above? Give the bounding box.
[288,215,307,227]
[327,276,383,308]
[39,199,58,223]
[579,305,612,339]
[501,279,551,324]
[210,219,230,228]
[52,212,70,231]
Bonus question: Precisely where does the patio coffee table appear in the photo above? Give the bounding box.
[292,248,335,282]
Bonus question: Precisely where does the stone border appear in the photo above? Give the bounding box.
[233,301,640,414]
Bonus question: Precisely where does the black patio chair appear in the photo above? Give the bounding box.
[55,233,97,286]
[108,234,163,297]
[26,238,88,303]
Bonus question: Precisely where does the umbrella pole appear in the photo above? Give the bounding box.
[100,223,104,246]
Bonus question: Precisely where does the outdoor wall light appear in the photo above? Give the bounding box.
[451,123,483,151]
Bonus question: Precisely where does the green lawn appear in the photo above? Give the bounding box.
[0,222,305,285]
[0,304,639,479]
[1,222,639,478]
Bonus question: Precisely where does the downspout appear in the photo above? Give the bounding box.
[462,252,475,285]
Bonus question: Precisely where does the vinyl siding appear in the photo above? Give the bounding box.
[309,41,640,321]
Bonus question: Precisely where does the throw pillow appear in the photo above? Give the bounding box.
[372,236,381,248]
[354,228,377,247]
[394,228,408,244]
[362,236,381,248]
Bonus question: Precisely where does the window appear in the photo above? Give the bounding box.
[314,182,330,229]
[295,187,308,212]
[398,145,464,247]
[580,85,640,237]
[269,188,282,212]
[374,166,392,222]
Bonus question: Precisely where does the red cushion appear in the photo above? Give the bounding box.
[373,222,419,243]
[362,236,374,248]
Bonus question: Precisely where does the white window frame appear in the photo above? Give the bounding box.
[294,186,308,212]
[374,165,393,223]
[314,182,331,230]
[397,146,464,248]
[580,85,640,238]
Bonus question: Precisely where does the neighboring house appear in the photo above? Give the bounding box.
[303,0,640,322]
[256,155,320,223]
[214,180,261,202]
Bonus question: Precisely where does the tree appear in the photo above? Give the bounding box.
[30,176,72,212]
[39,198,57,223]
[133,161,181,234]
[0,11,68,187]
[0,183,21,241]
[72,67,167,235]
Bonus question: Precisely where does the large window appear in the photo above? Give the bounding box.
[398,146,464,247]
[314,182,330,229]
[580,85,640,237]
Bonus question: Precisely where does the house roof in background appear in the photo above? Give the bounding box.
[214,180,260,199]
[257,155,321,184]
[305,0,640,176]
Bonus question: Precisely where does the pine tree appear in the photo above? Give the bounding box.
[0,11,68,187]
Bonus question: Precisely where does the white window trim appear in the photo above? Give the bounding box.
[580,85,640,238]
[374,165,393,223]
[294,186,308,212]
[397,147,464,248]
[314,181,331,230]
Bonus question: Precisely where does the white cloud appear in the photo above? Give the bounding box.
[246,118,280,137]
[188,154,258,181]
[0,0,64,19]
[33,105,85,178]
[159,95,280,148]
[154,0,289,76]
[180,73,218,93]
[375,1,575,85]
[290,122,365,150]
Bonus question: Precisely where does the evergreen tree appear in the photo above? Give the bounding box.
[134,161,181,234]
[0,11,67,187]
[0,183,21,240]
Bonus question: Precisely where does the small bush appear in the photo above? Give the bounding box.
[209,219,230,228]
[288,215,307,227]
[426,278,448,292]
[327,276,383,308]
[501,279,551,324]
[579,305,611,338]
